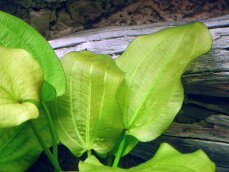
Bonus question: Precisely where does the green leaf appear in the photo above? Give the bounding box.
[112,134,139,157]
[116,22,212,142]
[79,143,215,172]
[50,51,124,157]
[134,143,215,172]
[0,11,66,100]
[0,110,52,172]
[40,81,57,102]
[79,156,117,172]
[0,46,43,127]
[122,135,139,156]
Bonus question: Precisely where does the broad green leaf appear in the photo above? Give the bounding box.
[79,143,215,172]
[79,155,138,172]
[0,11,66,100]
[79,156,191,172]
[79,156,116,172]
[0,110,52,172]
[0,46,43,127]
[50,51,124,157]
[116,22,212,142]
[134,143,215,172]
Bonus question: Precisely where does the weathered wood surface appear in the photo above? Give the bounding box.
[49,15,229,171]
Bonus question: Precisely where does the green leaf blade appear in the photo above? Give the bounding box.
[0,11,66,99]
[0,111,52,172]
[116,22,212,142]
[51,51,124,157]
[0,47,43,127]
[126,80,184,141]
[135,143,215,172]
[79,143,215,172]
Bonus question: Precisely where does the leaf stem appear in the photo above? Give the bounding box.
[41,101,58,161]
[112,134,126,167]
[29,121,62,171]
[87,150,92,157]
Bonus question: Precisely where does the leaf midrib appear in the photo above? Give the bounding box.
[90,71,107,146]
[119,34,167,127]
[126,29,187,128]
[86,64,95,149]
[69,61,85,145]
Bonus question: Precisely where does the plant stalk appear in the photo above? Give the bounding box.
[41,101,59,161]
[29,121,62,171]
[87,150,92,157]
[112,134,126,167]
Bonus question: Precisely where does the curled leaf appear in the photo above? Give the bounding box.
[0,46,43,127]
[116,22,212,142]
[0,11,66,100]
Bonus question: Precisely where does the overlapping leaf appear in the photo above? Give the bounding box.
[0,110,52,172]
[79,143,215,172]
[50,51,124,156]
[0,11,66,100]
[116,22,212,142]
[0,46,43,127]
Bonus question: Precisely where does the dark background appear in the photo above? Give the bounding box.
[0,0,228,39]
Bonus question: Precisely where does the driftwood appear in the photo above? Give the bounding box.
[49,15,229,171]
